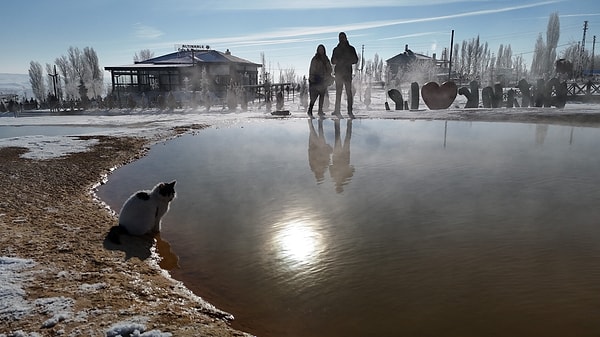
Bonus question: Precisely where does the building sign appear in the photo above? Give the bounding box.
[178,44,210,51]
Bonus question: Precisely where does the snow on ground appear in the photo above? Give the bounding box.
[0,255,174,337]
[0,257,35,321]
[0,135,100,160]
[0,257,74,334]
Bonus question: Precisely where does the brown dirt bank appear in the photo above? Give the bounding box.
[0,133,251,336]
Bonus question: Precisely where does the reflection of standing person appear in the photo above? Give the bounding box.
[308,119,333,183]
[331,32,358,118]
[308,44,333,118]
[329,119,354,193]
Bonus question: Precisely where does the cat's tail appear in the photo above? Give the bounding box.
[107,225,128,244]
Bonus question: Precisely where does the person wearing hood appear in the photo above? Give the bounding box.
[308,44,333,117]
[331,32,358,118]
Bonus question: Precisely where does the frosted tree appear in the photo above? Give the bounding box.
[372,53,384,82]
[460,41,468,78]
[513,54,528,79]
[28,61,45,102]
[530,34,546,78]
[456,35,488,80]
[452,42,460,78]
[46,46,104,101]
[561,43,580,62]
[83,47,103,98]
[55,55,77,99]
[199,67,213,111]
[530,12,560,79]
[495,44,513,69]
[68,47,85,83]
[133,49,154,63]
[545,12,560,75]
[496,45,504,69]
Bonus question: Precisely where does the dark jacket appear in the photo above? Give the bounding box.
[331,42,358,80]
[309,54,333,90]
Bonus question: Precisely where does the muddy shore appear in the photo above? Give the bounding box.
[0,131,251,336]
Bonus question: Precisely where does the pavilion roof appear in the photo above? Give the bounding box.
[105,49,261,70]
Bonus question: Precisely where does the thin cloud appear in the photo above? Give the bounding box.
[378,31,450,41]
[133,23,164,40]
[151,1,560,51]
[206,1,560,44]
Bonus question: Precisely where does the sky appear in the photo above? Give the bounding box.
[1,0,599,78]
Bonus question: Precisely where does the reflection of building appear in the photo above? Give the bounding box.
[104,48,261,98]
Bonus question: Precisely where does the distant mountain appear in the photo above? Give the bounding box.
[0,73,33,98]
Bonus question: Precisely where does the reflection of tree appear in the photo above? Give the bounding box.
[330,119,354,193]
[308,119,333,183]
[535,124,548,145]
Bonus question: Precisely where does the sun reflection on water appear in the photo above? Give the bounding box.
[271,216,326,269]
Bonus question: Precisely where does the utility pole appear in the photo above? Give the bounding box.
[361,44,365,73]
[448,30,454,82]
[48,65,59,101]
[579,20,589,78]
[591,35,596,76]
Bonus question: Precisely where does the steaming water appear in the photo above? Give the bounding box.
[0,125,115,138]
[98,118,600,337]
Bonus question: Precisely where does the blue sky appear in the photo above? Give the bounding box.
[2,0,598,78]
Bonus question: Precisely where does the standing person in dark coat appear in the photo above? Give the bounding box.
[308,44,333,117]
[331,32,358,118]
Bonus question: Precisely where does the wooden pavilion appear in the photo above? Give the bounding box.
[104,47,261,98]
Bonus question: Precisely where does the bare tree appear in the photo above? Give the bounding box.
[83,46,103,98]
[456,35,489,80]
[134,49,154,63]
[496,44,513,69]
[55,55,76,99]
[68,46,85,82]
[546,12,560,75]
[530,12,560,79]
[28,61,46,102]
[531,34,546,78]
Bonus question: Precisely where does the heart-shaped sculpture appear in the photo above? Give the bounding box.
[421,81,458,110]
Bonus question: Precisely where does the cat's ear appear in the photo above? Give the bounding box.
[169,181,176,186]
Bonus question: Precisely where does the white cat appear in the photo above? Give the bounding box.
[108,181,176,244]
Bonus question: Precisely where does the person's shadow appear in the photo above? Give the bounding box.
[308,118,333,183]
[329,119,355,193]
[104,231,180,270]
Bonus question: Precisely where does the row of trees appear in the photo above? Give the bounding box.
[384,11,600,89]
[445,12,599,84]
[29,46,103,104]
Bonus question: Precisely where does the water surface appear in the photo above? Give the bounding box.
[98,119,600,337]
